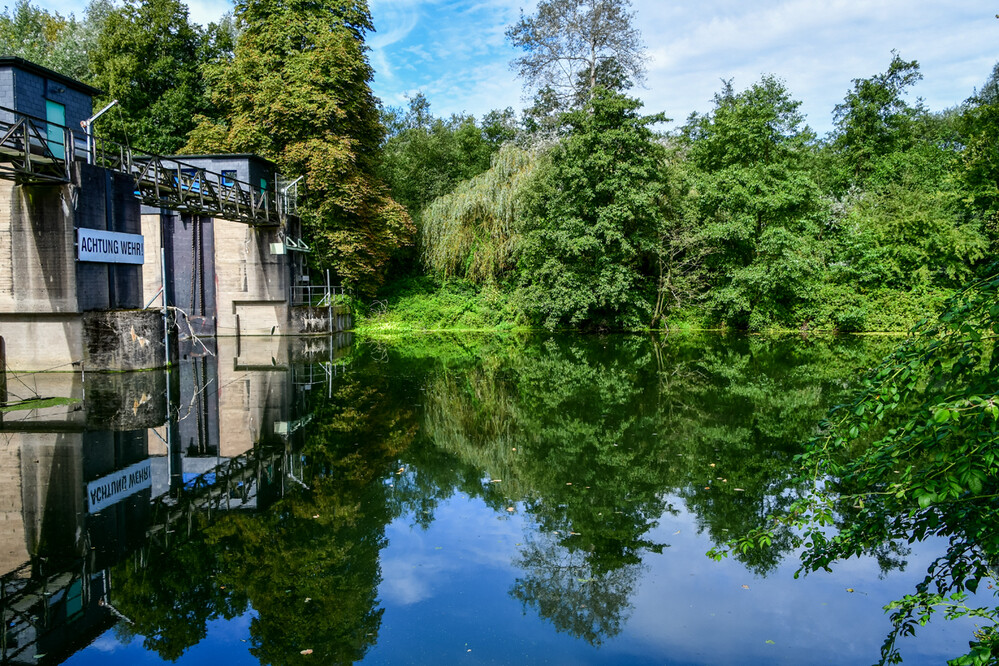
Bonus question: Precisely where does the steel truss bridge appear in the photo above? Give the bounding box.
[0,106,298,226]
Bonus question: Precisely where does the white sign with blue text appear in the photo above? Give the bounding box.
[77,228,145,264]
[86,459,153,513]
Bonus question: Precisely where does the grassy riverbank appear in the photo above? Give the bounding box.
[353,276,949,334]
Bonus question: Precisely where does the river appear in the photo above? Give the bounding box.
[0,332,981,664]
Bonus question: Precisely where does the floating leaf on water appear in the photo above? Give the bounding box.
[673,530,681,535]
[846,588,855,593]
[741,584,750,589]
[765,640,775,645]
[300,649,313,655]
[506,507,515,512]
[734,488,745,492]
[709,463,716,467]
[490,479,502,483]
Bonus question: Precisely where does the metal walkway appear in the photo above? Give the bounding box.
[0,441,299,664]
[0,106,297,226]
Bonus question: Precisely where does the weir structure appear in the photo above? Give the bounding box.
[0,57,350,376]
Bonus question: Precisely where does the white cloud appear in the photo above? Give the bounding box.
[27,0,997,131]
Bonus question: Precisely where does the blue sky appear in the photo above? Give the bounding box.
[35,0,999,135]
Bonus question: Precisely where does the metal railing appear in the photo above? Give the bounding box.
[0,105,300,226]
[291,284,346,307]
[0,107,74,182]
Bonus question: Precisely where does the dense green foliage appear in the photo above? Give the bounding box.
[184,0,413,296]
[711,271,999,664]
[959,62,999,249]
[0,0,104,82]
[89,0,208,153]
[8,0,995,333]
[379,94,517,219]
[419,144,536,283]
[680,76,824,330]
[518,89,666,329]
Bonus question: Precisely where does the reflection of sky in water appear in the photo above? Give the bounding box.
[367,496,975,665]
[55,335,985,665]
[62,491,977,665]
[65,613,258,665]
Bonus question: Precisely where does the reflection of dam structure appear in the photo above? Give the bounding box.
[0,335,349,664]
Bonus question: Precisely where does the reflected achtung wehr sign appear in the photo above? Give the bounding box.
[77,228,145,264]
[86,459,152,513]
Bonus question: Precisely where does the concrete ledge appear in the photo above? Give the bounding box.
[290,305,352,334]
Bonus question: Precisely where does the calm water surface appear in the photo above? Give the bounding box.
[0,333,980,664]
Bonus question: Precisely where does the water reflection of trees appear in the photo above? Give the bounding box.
[109,355,421,665]
[512,530,641,646]
[416,333,893,642]
[102,333,893,660]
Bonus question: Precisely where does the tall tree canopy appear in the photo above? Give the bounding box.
[379,93,515,220]
[517,88,666,329]
[506,0,645,112]
[959,62,999,248]
[831,52,924,186]
[682,76,823,331]
[89,0,207,154]
[0,0,107,82]
[185,0,413,296]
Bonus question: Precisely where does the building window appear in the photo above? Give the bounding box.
[222,170,236,187]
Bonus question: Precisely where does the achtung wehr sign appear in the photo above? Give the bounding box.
[77,228,145,265]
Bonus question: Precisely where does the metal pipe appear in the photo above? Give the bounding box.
[161,247,170,367]
[81,99,118,165]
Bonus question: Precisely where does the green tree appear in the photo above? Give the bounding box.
[185,0,413,296]
[0,0,106,82]
[506,0,645,112]
[420,144,536,283]
[682,76,823,330]
[831,52,924,186]
[959,62,999,248]
[517,88,667,329]
[89,0,207,154]
[713,269,999,665]
[380,94,511,220]
[812,57,987,331]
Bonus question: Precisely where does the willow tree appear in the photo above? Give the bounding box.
[420,145,536,283]
[184,0,412,296]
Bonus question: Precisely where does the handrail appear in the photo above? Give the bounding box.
[291,284,346,307]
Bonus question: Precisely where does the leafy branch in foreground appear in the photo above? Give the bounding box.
[709,268,999,665]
